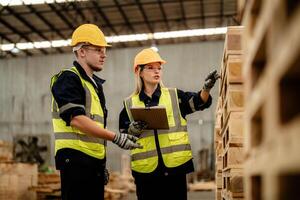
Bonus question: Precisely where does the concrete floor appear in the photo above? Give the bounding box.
[127,191,215,200]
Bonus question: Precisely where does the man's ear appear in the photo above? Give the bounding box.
[77,48,86,58]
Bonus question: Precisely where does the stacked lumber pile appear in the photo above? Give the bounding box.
[105,172,135,200]
[0,140,38,200]
[243,0,300,199]
[215,26,245,200]
[188,181,216,192]
[104,154,136,200]
[0,140,13,162]
[29,171,61,200]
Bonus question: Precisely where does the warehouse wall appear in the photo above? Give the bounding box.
[0,41,224,171]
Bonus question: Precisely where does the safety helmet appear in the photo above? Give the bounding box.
[133,48,166,72]
[71,24,111,47]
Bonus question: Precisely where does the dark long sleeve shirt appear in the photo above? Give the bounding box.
[51,61,107,169]
[119,85,212,178]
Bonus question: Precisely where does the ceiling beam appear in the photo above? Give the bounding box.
[48,3,74,30]
[70,2,86,22]
[1,0,201,16]
[136,0,154,33]
[2,14,236,36]
[91,1,118,35]
[0,17,47,55]
[4,6,62,53]
[0,33,18,57]
[113,0,142,46]
[91,1,126,48]
[157,0,175,45]
[26,5,67,45]
[220,0,224,26]
[157,0,170,31]
[200,0,205,28]
[179,0,188,29]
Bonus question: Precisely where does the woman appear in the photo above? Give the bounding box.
[119,48,219,200]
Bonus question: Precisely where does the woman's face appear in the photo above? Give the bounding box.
[140,62,162,85]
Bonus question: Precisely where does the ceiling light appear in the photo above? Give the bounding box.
[51,39,71,47]
[0,27,227,52]
[1,44,14,51]
[11,47,20,53]
[34,41,51,48]
[16,42,34,50]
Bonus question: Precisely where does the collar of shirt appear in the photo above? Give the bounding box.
[139,85,161,105]
[73,61,105,88]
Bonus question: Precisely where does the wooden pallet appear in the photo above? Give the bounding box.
[222,189,244,200]
[0,140,13,162]
[0,163,38,200]
[222,168,244,198]
[216,188,222,200]
[243,1,300,200]
[216,171,222,189]
[222,86,244,126]
[222,146,244,170]
[223,26,244,61]
[216,154,223,173]
[220,55,243,96]
[221,112,244,151]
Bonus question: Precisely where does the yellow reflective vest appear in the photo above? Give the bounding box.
[124,87,192,173]
[51,66,106,159]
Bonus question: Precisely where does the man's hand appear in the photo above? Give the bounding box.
[128,121,147,136]
[203,70,220,91]
[112,133,143,150]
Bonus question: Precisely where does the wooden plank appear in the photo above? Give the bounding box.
[216,171,222,189]
[221,112,244,151]
[222,189,244,200]
[215,154,223,173]
[188,181,215,191]
[214,127,222,144]
[222,168,244,196]
[223,26,244,59]
[223,85,244,119]
[0,163,38,200]
[216,188,222,200]
[0,140,13,162]
[220,55,243,96]
[223,146,244,170]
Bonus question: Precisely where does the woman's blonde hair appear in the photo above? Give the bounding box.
[133,66,164,95]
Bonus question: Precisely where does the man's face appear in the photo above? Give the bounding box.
[82,45,107,72]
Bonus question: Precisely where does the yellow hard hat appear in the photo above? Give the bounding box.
[71,24,111,47]
[133,48,166,72]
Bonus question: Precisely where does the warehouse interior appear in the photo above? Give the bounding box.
[0,0,299,200]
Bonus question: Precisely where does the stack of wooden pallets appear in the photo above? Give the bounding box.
[0,140,38,200]
[242,0,300,199]
[215,26,245,200]
[29,171,61,199]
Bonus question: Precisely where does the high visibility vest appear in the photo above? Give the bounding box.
[51,66,106,159]
[124,88,192,173]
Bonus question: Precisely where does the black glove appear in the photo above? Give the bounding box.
[203,70,220,91]
[128,121,147,136]
[104,168,109,185]
[112,133,143,150]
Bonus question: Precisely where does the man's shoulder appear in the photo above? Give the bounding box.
[52,69,82,90]
[56,68,81,81]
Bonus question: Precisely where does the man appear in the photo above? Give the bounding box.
[51,24,141,200]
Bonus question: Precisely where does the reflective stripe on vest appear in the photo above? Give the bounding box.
[51,67,106,159]
[124,88,192,173]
